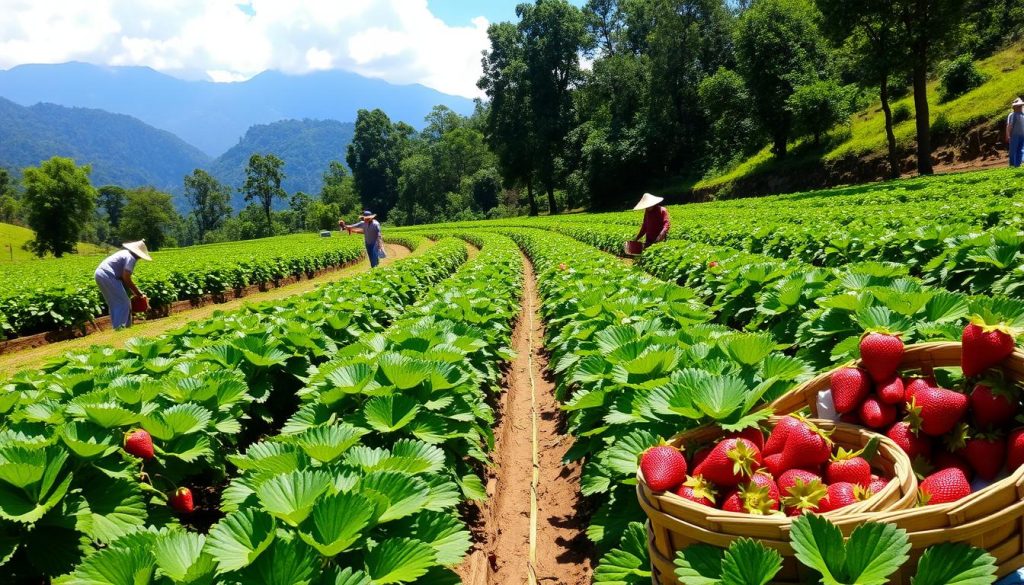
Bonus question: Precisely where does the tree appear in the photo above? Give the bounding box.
[816,0,905,179]
[788,80,857,145]
[320,161,362,220]
[0,168,19,224]
[518,0,590,214]
[183,169,232,239]
[21,157,96,257]
[97,185,127,230]
[289,192,313,231]
[735,0,829,157]
[346,109,405,220]
[119,187,180,250]
[699,67,765,167]
[241,154,287,232]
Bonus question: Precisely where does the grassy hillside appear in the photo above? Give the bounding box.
[0,223,107,262]
[695,43,1024,192]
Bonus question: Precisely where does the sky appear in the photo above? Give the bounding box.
[0,0,585,99]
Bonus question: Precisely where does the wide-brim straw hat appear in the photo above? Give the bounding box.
[1013,97,1024,107]
[361,210,377,220]
[122,240,152,261]
[633,193,664,210]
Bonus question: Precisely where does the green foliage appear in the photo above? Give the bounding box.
[21,157,97,258]
[118,187,180,250]
[183,169,232,239]
[346,109,406,221]
[939,54,987,102]
[241,154,287,232]
[97,185,127,231]
[788,80,858,145]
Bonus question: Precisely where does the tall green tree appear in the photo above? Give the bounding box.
[735,0,829,157]
[97,185,127,231]
[183,169,232,239]
[346,109,406,220]
[119,187,179,250]
[816,0,905,179]
[0,168,18,224]
[21,157,96,257]
[320,161,361,220]
[518,0,589,214]
[241,154,287,232]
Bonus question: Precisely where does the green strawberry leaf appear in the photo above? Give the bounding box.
[843,522,909,585]
[911,542,997,585]
[721,538,782,585]
[154,530,217,584]
[204,509,276,573]
[363,537,436,584]
[255,470,333,526]
[297,491,375,557]
[593,522,651,584]
[674,544,724,584]
[790,514,846,583]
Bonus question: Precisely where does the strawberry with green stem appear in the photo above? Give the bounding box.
[675,475,717,507]
[693,438,762,488]
[124,429,154,460]
[825,440,877,488]
[814,482,866,513]
[970,380,1018,430]
[830,367,871,414]
[781,476,829,516]
[860,331,904,383]
[640,444,688,492]
[906,385,968,437]
[859,395,897,429]
[962,316,1018,378]
[773,419,832,474]
[919,467,971,505]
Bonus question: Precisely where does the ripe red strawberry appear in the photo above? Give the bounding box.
[867,475,889,495]
[839,412,862,425]
[727,426,765,451]
[764,453,785,477]
[748,471,781,507]
[123,429,154,460]
[708,261,719,268]
[775,420,832,473]
[932,450,974,481]
[907,386,968,436]
[859,395,897,429]
[690,445,712,470]
[693,438,762,488]
[815,482,861,513]
[970,384,1017,429]
[764,416,805,456]
[777,468,823,494]
[962,321,1016,377]
[830,367,872,414]
[780,475,828,516]
[170,487,194,514]
[825,449,871,487]
[720,474,779,515]
[886,422,933,461]
[860,332,904,382]
[640,445,688,491]
[919,468,971,505]
[904,377,935,402]
[1008,428,1024,472]
[674,476,717,507]
[558,263,568,271]
[720,489,745,513]
[962,435,1006,481]
[877,376,905,405]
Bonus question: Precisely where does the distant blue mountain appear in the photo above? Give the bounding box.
[0,97,210,195]
[0,62,476,156]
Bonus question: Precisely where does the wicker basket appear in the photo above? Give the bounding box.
[639,417,917,585]
[761,341,1024,584]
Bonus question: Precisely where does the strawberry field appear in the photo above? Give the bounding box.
[1,167,1024,584]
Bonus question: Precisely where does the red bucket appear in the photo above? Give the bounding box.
[624,240,644,255]
[131,296,149,313]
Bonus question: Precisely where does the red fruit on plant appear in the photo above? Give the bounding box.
[859,396,897,429]
[877,376,905,405]
[674,476,717,507]
[860,332,904,382]
[1008,428,1024,472]
[830,367,872,414]
[867,475,889,495]
[639,445,688,492]
[775,420,832,473]
[919,468,971,505]
[932,450,974,482]
[558,263,568,271]
[907,386,968,436]
[904,377,934,402]
[970,384,1017,429]
[708,261,719,268]
[123,429,154,460]
[169,487,194,514]
[727,426,765,451]
[693,438,762,488]
[764,416,805,456]
[962,321,1016,377]
[886,422,933,461]
[825,450,872,488]
[962,436,1006,481]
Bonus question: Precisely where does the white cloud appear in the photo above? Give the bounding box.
[0,0,491,98]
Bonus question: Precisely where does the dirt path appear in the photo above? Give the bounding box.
[459,254,593,585]
[0,243,418,377]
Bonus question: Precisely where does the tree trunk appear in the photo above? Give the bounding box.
[911,56,933,175]
[879,77,901,180]
[546,185,558,215]
[526,181,538,216]
[773,132,788,157]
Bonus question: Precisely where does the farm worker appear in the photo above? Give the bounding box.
[632,193,671,248]
[1008,97,1024,168]
[341,210,387,268]
[94,240,151,330]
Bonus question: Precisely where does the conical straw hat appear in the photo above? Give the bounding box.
[122,240,152,261]
[633,193,664,210]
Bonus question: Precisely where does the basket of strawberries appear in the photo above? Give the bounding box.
[765,319,1024,582]
[637,415,917,585]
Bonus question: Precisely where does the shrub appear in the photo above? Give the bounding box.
[893,103,912,124]
[939,54,986,102]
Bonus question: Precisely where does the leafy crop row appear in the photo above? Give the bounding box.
[0,233,387,339]
[0,238,471,582]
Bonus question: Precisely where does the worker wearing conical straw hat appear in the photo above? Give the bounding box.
[1008,97,1024,168]
[94,240,152,330]
[632,193,671,249]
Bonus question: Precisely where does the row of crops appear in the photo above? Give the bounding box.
[0,232,384,340]
[0,235,533,582]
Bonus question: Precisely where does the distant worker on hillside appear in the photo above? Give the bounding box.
[1008,97,1024,168]
[632,193,671,249]
[341,210,387,268]
[94,240,151,329]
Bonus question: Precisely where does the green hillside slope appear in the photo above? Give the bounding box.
[0,223,106,262]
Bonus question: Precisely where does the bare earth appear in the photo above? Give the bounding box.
[0,243,416,377]
[458,254,593,585]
